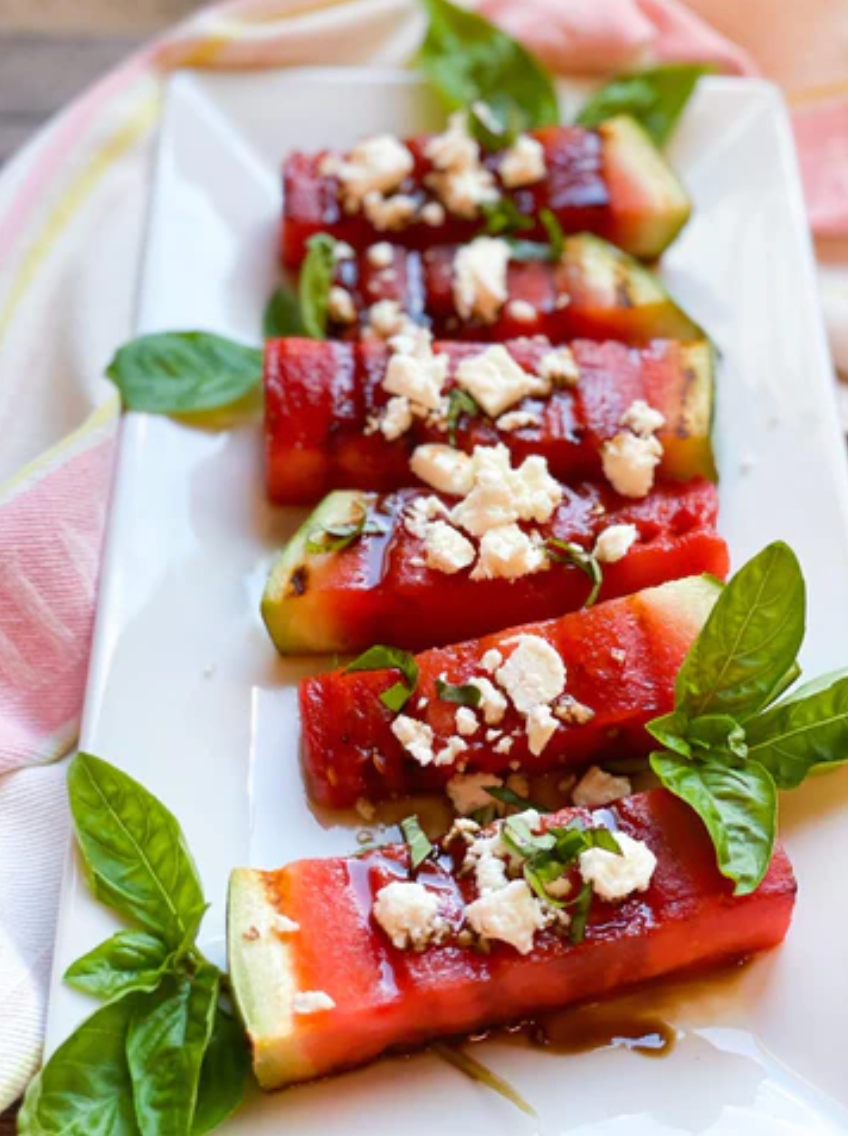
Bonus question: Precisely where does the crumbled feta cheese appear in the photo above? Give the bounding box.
[292,990,336,1014]
[380,395,413,441]
[455,706,480,736]
[373,880,443,949]
[404,495,450,538]
[620,399,666,438]
[470,523,548,581]
[468,676,508,725]
[525,703,559,756]
[383,350,448,412]
[333,241,355,261]
[601,432,663,498]
[579,831,657,902]
[367,241,395,269]
[435,735,470,766]
[328,285,356,325]
[465,879,547,954]
[486,729,502,743]
[432,166,500,218]
[572,766,632,808]
[355,797,376,821]
[553,695,596,726]
[506,299,537,324]
[423,521,476,574]
[453,238,511,324]
[391,715,435,766]
[593,523,638,564]
[411,444,475,496]
[544,876,572,900]
[421,200,446,226]
[450,446,562,536]
[494,735,514,754]
[337,135,413,208]
[363,191,418,231]
[496,410,540,432]
[425,111,480,173]
[538,346,580,387]
[496,635,566,714]
[499,134,547,188]
[455,345,537,417]
[481,648,503,672]
[446,770,503,814]
[369,299,416,340]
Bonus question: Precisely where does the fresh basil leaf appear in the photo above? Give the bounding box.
[485,785,546,813]
[650,751,777,895]
[540,208,564,259]
[400,815,435,870]
[305,505,386,555]
[747,672,848,789]
[417,0,558,130]
[127,964,219,1136]
[584,828,622,856]
[18,996,141,1136]
[106,332,262,414]
[69,753,207,949]
[300,233,337,339]
[482,197,534,237]
[646,710,692,758]
[191,1005,249,1136]
[446,388,481,446]
[436,678,482,707]
[345,645,419,713]
[576,65,709,146]
[523,862,566,908]
[675,542,805,724]
[567,880,594,944]
[546,539,603,606]
[64,930,172,1002]
[687,714,748,761]
[263,285,306,338]
[467,100,520,151]
[503,814,556,859]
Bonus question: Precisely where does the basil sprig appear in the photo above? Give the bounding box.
[345,645,420,712]
[416,0,558,132]
[577,64,709,146]
[265,232,338,340]
[436,677,482,707]
[546,538,603,606]
[648,542,848,895]
[20,754,248,1136]
[401,815,435,870]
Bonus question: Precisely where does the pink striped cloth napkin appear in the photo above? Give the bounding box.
[1,0,846,1109]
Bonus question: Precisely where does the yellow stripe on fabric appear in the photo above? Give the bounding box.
[0,88,160,346]
[173,34,233,67]
[0,393,119,503]
[789,79,848,106]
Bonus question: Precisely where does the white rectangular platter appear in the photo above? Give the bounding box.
[46,69,848,1134]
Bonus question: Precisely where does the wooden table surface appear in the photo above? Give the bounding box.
[0,5,200,1128]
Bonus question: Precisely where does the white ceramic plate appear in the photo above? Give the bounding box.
[45,70,848,1134]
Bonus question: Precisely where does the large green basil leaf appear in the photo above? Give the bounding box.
[68,753,206,949]
[64,930,172,1002]
[127,965,219,1136]
[576,64,709,146]
[417,0,558,131]
[191,1006,250,1135]
[263,285,306,338]
[747,671,848,788]
[674,541,805,724]
[651,751,777,895]
[18,997,141,1136]
[106,332,262,413]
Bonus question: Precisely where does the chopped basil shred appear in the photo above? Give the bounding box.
[546,539,603,606]
[401,815,435,870]
[345,645,420,713]
[540,207,565,260]
[305,505,386,555]
[484,785,546,813]
[446,388,481,446]
[436,678,482,707]
[482,197,534,237]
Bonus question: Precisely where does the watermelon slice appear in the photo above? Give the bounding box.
[281,116,690,267]
[299,576,720,808]
[264,337,715,505]
[263,479,728,654]
[228,789,796,1090]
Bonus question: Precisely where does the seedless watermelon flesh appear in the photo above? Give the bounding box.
[299,576,720,808]
[228,790,796,1091]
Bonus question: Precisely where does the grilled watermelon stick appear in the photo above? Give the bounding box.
[298,234,701,344]
[228,790,796,1091]
[264,336,714,505]
[263,479,728,655]
[281,116,691,267]
[299,576,719,809]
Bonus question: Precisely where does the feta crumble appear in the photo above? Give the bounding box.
[446,770,503,814]
[423,521,476,574]
[506,299,537,323]
[411,444,475,496]
[538,346,580,388]
[380,395,413,441]
[425,113,499,219]
[593,523,638,564]
[455,344,537,417]
[455,706,480,736]
[470,523,548,581]
[579,831,657,902]
[363,191,418,231]
[421,200,446,226]
[383,350,448,412]
[572,766,632,808]
[373,880,444,949]
[481,648,503,672]
[368,299,416,340]
[337,135,413,208]
[499,134,546,188]
[292,990,336,1014]
[328,285,356,325]
[404,494,450,538]
[620,399,666,438]
[496,635,566,714]
[468,676,508,725]
[464,879,547,954]
[601,432,663,499]
[496,410,540,432]
[453,238,511,324]
[367,241,394,269]
[450,446,562,536]
[525,703,559,757]
[391,715,435,766]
